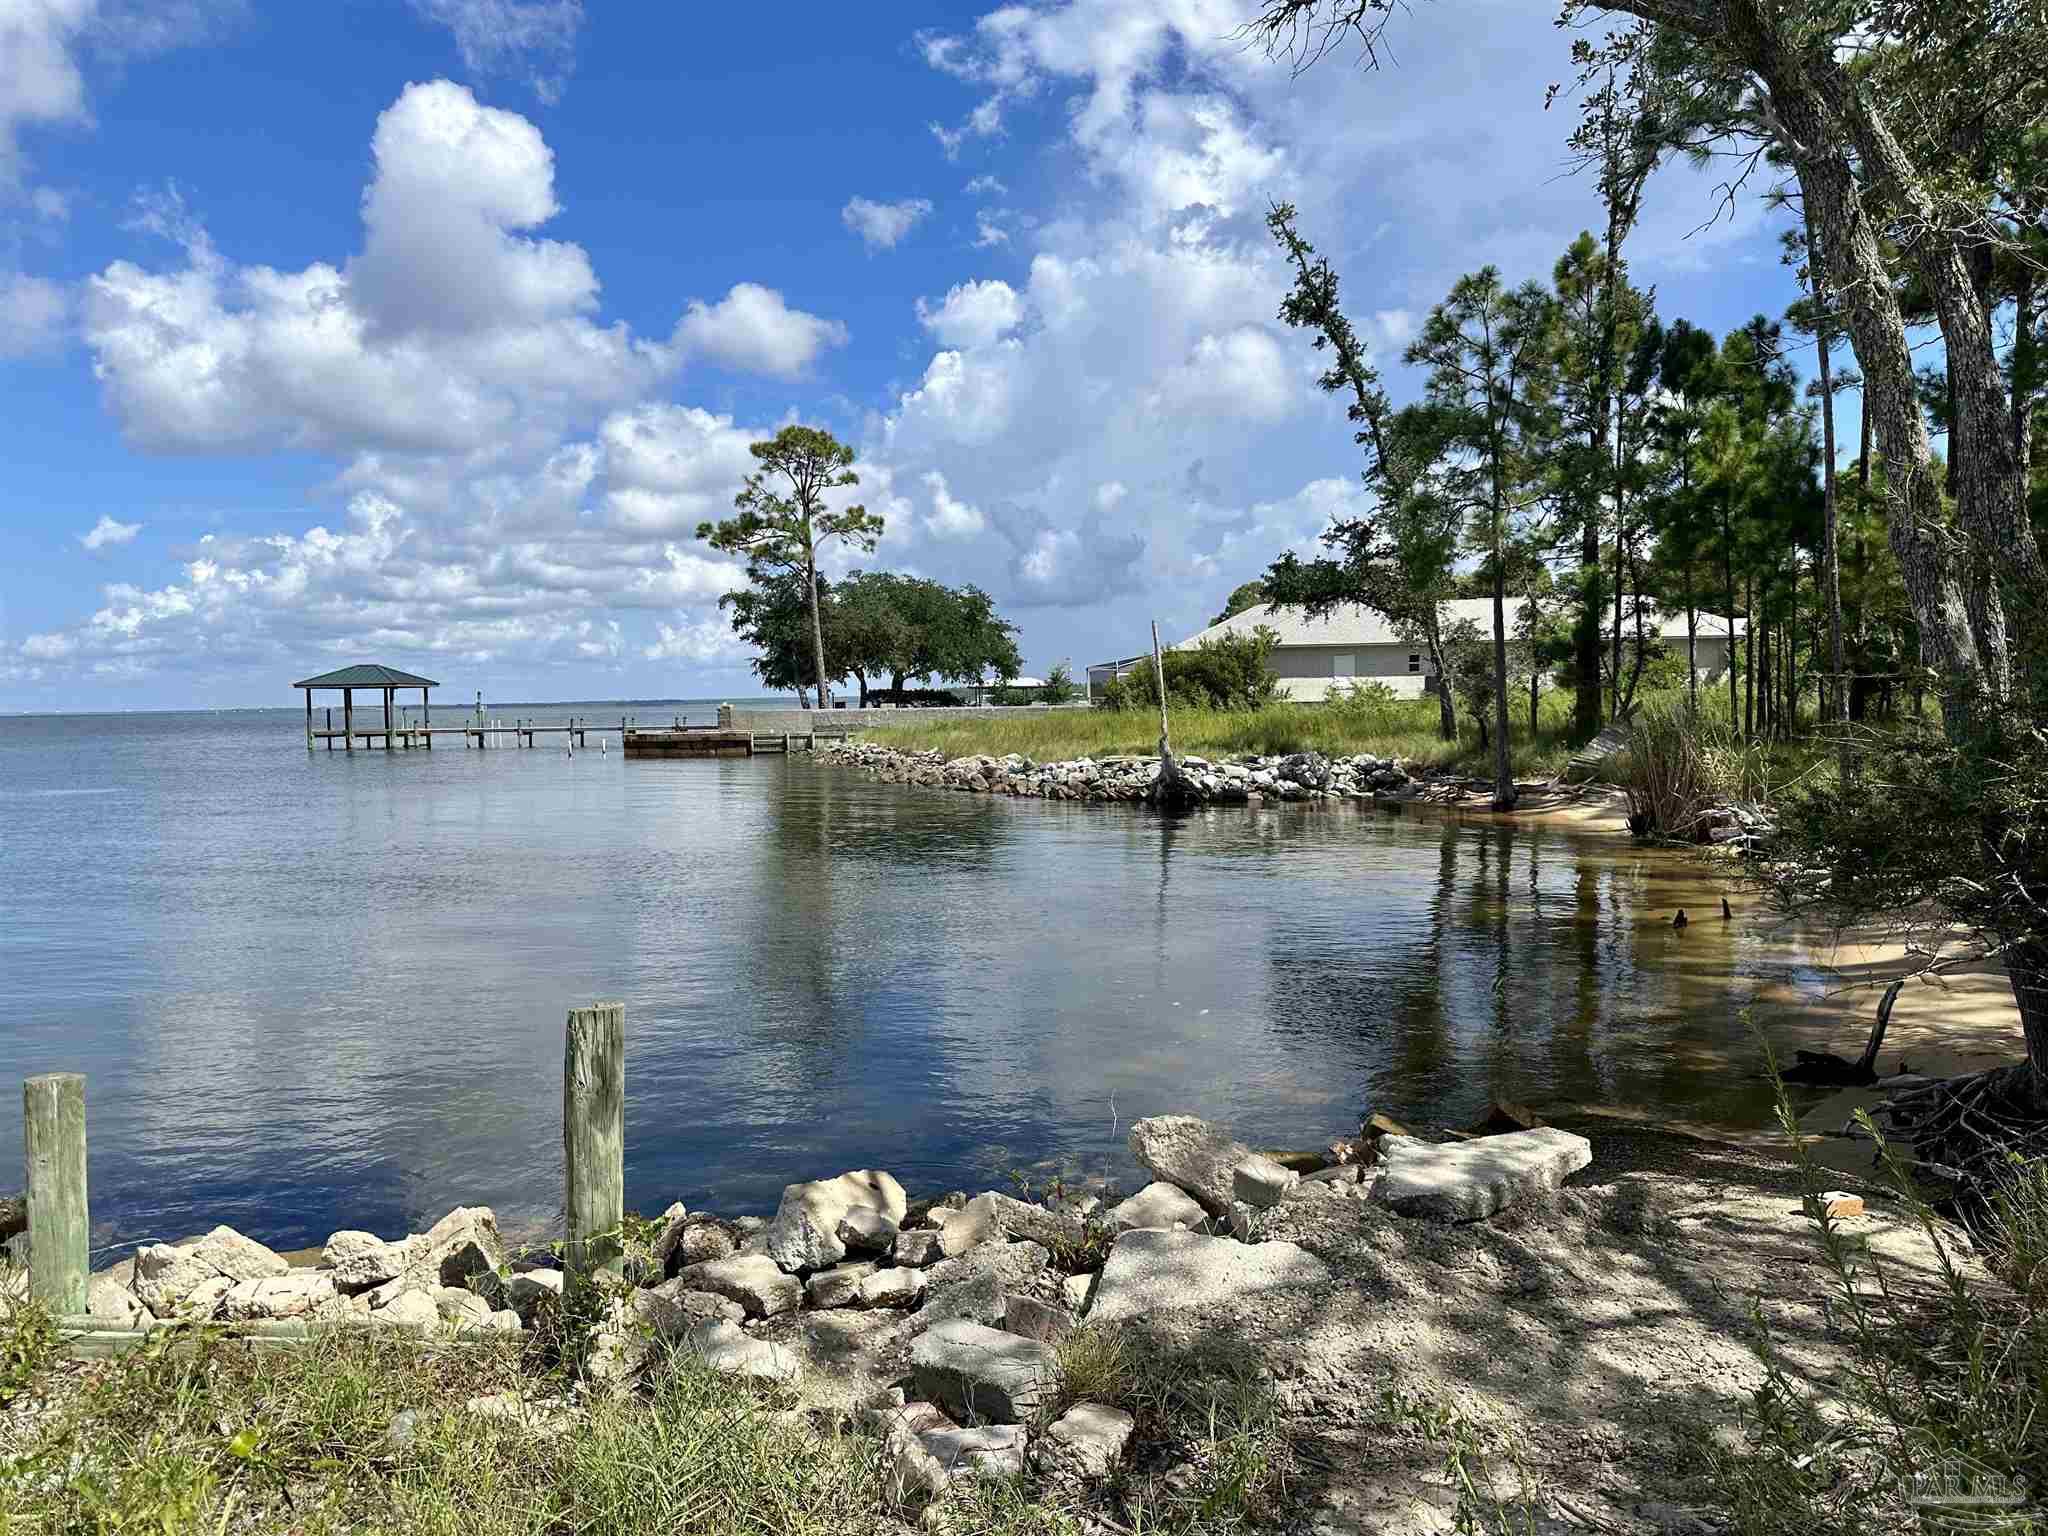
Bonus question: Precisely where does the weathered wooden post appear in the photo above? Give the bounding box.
[23,1073,88,1315]
[563,1002,625,1288]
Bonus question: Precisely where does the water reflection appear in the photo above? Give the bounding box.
[0,712,1989,1254]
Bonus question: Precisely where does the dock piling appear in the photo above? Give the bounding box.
[23,1072,88,1315]
[563,1002,625,1289]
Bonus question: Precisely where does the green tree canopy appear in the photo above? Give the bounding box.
[698,426,883,707]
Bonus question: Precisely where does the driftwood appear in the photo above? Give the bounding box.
[1782,976,1904,1087]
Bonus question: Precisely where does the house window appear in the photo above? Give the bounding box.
[1332,654,1356,677]
[1408,653,1422,673]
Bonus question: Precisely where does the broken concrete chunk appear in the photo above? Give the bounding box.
[1035,1402,1135,1484]
[218,1273,338,1321]
[805,1261,879,1310]
[687,1319,799,1383]
[1369,1127,1593,1222]
[837,1207,899,1254]
[893,1229,944,1267]
[321,1230,410,1292]
[188,1226,289,1283]
[1126,1115,1254,1215]
[1088,1228,1332,1326]
[1105,1181,1208,1233]
[1231,1153,1300,1209]
[674,1253,803,1319]
[756,1170,908,1273]
[920,1423,1028,1484]
[858,1267,926,1309]
[909,1319,1057,1424]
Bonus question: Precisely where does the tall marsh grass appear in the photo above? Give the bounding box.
[862,695,1581,778]
[1609,698,1779,837]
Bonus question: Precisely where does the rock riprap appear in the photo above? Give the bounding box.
[1369,1127,1594,1221]
[820,743,1414,807]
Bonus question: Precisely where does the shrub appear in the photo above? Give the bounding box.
[1610,696,1771,838]
[1095,628,1281,713]
[863,688,961,707]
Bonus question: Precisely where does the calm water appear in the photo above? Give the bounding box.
[2,708,1813,1259]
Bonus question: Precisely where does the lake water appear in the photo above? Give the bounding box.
[3,707,1829,1259]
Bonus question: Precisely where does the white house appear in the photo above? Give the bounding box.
[1097,600,1744,702]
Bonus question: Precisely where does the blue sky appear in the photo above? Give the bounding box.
[0,0,1830,711]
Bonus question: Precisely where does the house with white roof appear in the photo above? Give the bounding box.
[1091,600,1745,702]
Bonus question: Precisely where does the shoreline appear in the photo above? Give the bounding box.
[818,740,1637,833]
[5,1106,1978,1534]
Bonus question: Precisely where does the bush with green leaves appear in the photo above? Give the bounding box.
[1096,629,1282,713]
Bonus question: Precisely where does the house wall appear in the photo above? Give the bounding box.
[1271,642,1434,701]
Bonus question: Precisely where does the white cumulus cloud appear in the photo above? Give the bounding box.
[673,282,848,378]
[841,195,933,251]
[915,278,1023,349]
[79,514,141,549]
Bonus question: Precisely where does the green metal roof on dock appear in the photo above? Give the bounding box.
[293,664,440,689]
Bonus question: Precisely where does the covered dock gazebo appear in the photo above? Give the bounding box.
[296,663,439,750]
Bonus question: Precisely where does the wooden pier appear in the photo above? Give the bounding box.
[295,663,857,756]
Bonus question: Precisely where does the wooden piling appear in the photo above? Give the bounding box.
[563,1002,625,1287]
[23,1073,88,1315]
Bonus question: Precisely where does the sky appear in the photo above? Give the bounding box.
[0,0,1832,711]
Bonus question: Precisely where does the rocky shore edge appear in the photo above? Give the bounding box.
[15,1111,1596,1501]
[10,1106,1930,1531]
[819,741,1420,806]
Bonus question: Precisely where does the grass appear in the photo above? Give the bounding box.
[0,1308,1298,1535]
[861,695,1581,780]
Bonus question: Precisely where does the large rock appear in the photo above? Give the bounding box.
[805,1262,878,1310]
[417,1207,503,1287]
[188,1226,288,1283]
[1369,1128,1593,1222]
[686,1319,799,1383]
[1034,1403,1134,1484]
[670,1221,737,1272]
[321,1231,411,1292]
[675,1253,802,1319]
[132,1243,227,1316]
[910,1319,1058,1424]
[1231,1154,1300,1210]
[645,1278,746,1326]
[920,1423,1028,1484]
[859,1268,926,1310]
[956,1192,1084,1253]
[893,1229,944,1267]
[756,1170,908,1273]
[1088,1228,1333,1326]
[218,1273,337,1321]
[1105,1181,1208,1233]
[86,1273,153,1329]
[920,1240,1052,1331]
[1127,1115,1254,1215]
